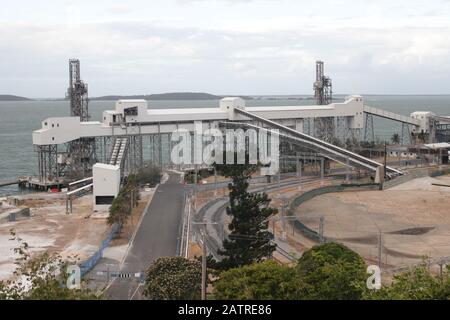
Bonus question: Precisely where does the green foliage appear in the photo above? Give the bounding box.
[136,164,161,187]
[210,240,450,301]
[345,137,359,151]
[213,261,301,300]
[391,133,401,144]
[184,169,213,184]
[331,137,344,148]
[214,162,277,270]
[213,243,367,300]
[0,230,100,300]
[364,264,450,300]
[107,175,140,233]
[143,257,202,300]
[295,243,367,300]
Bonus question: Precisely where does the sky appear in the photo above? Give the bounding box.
[1,0,450,98]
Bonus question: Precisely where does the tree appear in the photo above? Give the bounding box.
[107,175,140,233]
[213,261,301,300]
[214,162,277,270]
[143,257,202,300]
[391,133,400,144]
[0,230,100,300]
[295,242,366,300]
[136,164,162,187]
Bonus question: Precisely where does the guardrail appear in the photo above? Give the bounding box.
[383,166,450,189]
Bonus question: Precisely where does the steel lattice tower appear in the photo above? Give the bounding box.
[313,61,335,142]
[68,59,89,121]
[314,61,333,105]
[67,59,97,179]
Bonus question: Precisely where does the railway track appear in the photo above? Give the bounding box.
[192,176,336,262]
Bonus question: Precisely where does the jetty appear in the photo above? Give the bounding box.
[0,177,64,191]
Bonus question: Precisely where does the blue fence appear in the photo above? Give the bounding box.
[430,167,450,178]
[80,223,120,277]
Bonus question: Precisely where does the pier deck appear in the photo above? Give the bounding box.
[0,179,20,187]
[0,177,64,191]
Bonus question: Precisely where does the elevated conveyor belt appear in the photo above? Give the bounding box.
[363,105,421,126]
[433,115,450,124]
[232,108,404,176]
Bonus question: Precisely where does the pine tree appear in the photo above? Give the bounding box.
[214,163,277,270]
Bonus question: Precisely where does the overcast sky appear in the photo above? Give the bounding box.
[1,0,450,97]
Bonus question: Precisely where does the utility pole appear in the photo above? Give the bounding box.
[194,165,198,210]
[201,229,207,300]
[346,156,350,183]
[378,231,383,269]
[278,196,289,242]
[319,216,325,243]
[297,154,302,191]
[214,167,218,197]
[320,158,324,186]
[277,170,281,195]
[192,220,217,301]
[384,142,387,180]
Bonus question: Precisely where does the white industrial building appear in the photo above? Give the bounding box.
[31,95,450,183]
[92,163,121,211]
[33,96,404,145]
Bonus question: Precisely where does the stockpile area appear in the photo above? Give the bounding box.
[294,175,450,268]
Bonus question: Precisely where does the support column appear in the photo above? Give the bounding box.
[346,157,350,182]
[320,158,324,185]
[158,123,162,169]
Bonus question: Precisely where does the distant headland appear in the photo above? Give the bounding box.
[90,92,253,101]
[0,92,253,102]
[0,95,32,101]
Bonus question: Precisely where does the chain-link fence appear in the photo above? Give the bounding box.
[80,223,120,277]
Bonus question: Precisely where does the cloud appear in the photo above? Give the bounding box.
[106,4,133,14]
[1,0,450,96]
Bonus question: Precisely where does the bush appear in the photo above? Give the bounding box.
[136,165,161,187]
[365,264,450,300]
[0,231,100,300]
[295,243,367,300]
[143,257,202,300]
[214,261,301,300]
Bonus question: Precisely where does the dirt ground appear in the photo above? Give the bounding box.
[294,175,450,268]
[0,190,152,281]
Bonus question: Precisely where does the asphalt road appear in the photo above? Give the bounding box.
[106,172,185,300]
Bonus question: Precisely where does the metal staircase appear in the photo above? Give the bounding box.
[109,138,128,168]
